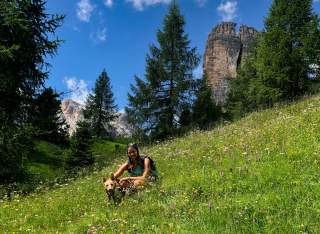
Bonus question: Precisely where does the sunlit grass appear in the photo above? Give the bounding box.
[2,95,320,233]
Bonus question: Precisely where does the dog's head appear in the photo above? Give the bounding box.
[103,173,120,200]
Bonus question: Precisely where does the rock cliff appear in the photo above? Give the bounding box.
[61,99,132,137]
[61,99,84,135]
[203,22,258,105]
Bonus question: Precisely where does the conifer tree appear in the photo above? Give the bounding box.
[126,1,200,140]
[0,125,34,182]
[32,87,69,144]
[0,0,64,126]
[255,0,320,105]
[83,69,118,138]
[179,105,192,128]
[226,0,320,119]
[68,121,94,167]
[125,75,153,140]
[226,46,259,119]
[0,0,63,181]
[192,75,222,129]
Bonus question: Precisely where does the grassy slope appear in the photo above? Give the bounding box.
[27,141,69,183]
[5,140,126,196]
[1,96,320,233]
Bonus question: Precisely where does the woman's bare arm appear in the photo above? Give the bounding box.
[113,162,128,179]
[121,158,151,181]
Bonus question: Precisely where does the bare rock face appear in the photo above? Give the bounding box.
[110,112,133,137]
[60,99,132,137]
[204,22,258,105]
[61,99,84,136]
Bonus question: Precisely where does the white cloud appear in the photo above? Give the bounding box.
[64,77,90,104]
[104,0,113,7]
[90,27,107,43]
[126,0,171,11]
[77,0,95,22]
[217,1,238,22]
[195,0,207,7]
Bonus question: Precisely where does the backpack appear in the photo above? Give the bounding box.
[141,155,157,173]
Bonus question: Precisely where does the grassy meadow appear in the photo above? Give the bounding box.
[0,140,126,197]
[1,96,320,233]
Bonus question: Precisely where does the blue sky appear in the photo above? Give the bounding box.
[45,0,320,111]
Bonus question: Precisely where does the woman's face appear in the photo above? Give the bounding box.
[127,146,138,161]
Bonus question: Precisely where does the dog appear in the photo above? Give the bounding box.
[103,173,125,204]
[103,173,137,204]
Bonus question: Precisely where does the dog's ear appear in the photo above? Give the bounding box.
[103,177,107,183]
[110,173,115,180]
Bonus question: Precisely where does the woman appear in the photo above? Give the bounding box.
[113,143,158,189]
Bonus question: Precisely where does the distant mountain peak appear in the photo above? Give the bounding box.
[60,99,132,137]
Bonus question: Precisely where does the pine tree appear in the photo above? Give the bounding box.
[0,0,63,181]
[179,105,192,128]
[226,45,260,119]
[192,75,222,129]
[226,0,320,119]
[68,121,94,168]
[125,75,153,140]
[0,0,64,126]
[32,87,69,144]
[83,69,118,138]
[255,0,320,105]
[0,125,34,182]
[126,1,200,140]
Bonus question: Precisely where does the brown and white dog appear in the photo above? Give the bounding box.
[103,173,125,203]
[103,173,141,204]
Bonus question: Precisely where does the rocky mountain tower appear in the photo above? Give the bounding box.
[203,22,258,105]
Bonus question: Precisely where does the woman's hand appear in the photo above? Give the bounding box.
[120,177,131,182]
[120,176,145,182]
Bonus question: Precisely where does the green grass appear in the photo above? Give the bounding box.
[0,140,126,196]
[2,95,320,233]
[27,141,69,182]
[91,140,126,169]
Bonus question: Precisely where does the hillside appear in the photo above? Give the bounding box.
[1,96,320,233]
[0,140,126,197]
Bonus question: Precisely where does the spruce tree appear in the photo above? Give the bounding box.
[0,125,34,182]
[226,0,320,119]
[255,0,320,105]
[32,87,69,144]
[68,121,94,168]
[192,75,222,129]
[83,69,118,138]
[179,105,192,128]
[0,0,64,126]
[0,0,63,181]
[126,1,200,140]
[125,75,153,140]
[226,46,260,119]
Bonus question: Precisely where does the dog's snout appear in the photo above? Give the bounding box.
[107,189,114,194]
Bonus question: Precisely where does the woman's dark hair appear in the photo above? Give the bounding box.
[127,143,140,165]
